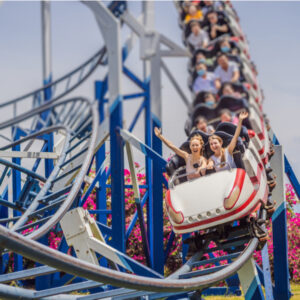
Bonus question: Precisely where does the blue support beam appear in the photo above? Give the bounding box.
[12,128,22,274]
[95,80,108,226]
[270,145,290,300]
[272,134,300,198]
[123,66,146,90]
[151,113,164,275]
[129,100,146,132]
[284,156,300,199]
[272,204,290,300]
[118,128,167,168]
[0,174,9,221]
[125,191,148,240]
[110,96,125,253]
[164,231,175,263]
[44,134,54,177]
[144,82,154,269]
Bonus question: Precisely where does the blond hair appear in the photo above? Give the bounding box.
[209,135,225,163]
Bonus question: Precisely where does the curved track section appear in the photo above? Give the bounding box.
[0,97,99,240]
[0,223,259,293]
[0,47,106,125]
[0,1,274,299]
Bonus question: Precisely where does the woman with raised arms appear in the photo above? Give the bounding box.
[207,111,248,171]
[154,128,207,180]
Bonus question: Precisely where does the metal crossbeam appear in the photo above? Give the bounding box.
[0,150,58,159]
[119,128,166,167]
[0,266,56,283]
[60,208,162,279]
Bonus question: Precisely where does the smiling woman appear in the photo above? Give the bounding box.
[154,127,207,179]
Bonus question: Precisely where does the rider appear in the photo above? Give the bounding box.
[194,116,215,134]
[154,128,207,180]
[207,111,248,171]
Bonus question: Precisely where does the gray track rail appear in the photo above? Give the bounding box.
[0,47,106,126]
[0,97,98,241]
[0,223,259,293]
[0,1,269,299]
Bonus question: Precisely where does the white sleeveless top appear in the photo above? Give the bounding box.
[185,155,203,179]
[210,148,236,172]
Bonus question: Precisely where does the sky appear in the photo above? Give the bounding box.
[0,1,300,180]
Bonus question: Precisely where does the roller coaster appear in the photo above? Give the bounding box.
[0,1,298,299]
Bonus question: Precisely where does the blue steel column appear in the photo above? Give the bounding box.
[271,145,290,300]
[150,53,164,274]
[95,80,108,226]
[142,1,155,269]
[12,129,22,273]
[110,98,124,253]
[144,81,154,268]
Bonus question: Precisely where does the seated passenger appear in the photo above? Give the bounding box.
[202,0,223,16]
[182,0,192,15]
[195,52,214,67]
[195,116,215,134]
[204,92,217,108]
[214,53,240,89]
[206,11,229,40]
[207,111,248,171]
[154,127,207,179]
[219,38,238,55]
[193,63,217,94]
[187,22,209,50]
[221,83,242,98]
[184,5,203,24]
[219,109,239,125]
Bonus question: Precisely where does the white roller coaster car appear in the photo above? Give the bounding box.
[166,136,269,234]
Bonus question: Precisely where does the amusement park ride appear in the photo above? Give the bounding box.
[0,1,299,299]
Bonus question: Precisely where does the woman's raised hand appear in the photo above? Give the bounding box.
[239,111,248,121]
[154,127,162,138]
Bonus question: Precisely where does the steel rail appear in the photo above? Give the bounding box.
[0,97,85,130]
[3,125,71,232]
[0,97,98,241]
[0,158,46,183]
[0,125,67,150]
[25,100,98,240]
[0,283,75,300]
[0,224,259,293]
[0,47,106,109]
[5,154,69,231]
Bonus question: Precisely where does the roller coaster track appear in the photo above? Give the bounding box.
[0,1,290,299]
[0,97,99,238]
[0,47,106,126]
